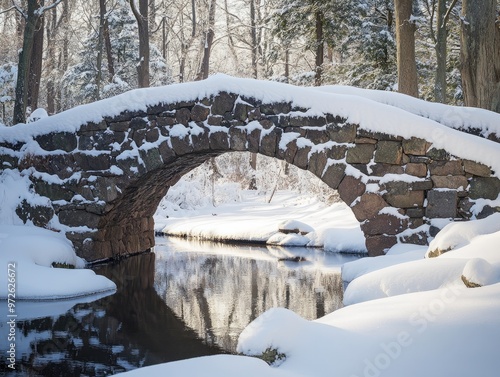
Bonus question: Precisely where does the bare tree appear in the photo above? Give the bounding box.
[394,0,418,97]
[460,0,500,113]
[129,0,150,87]
[196,0,216,80]
[12,0,63,124]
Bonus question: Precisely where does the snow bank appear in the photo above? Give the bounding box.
[341,244,426,284]
[0,225,116,299]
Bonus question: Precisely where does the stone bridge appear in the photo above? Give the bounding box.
[1,76,499,260]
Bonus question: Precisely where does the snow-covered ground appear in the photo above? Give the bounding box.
[0,225,116,300]
[155,190,367,253]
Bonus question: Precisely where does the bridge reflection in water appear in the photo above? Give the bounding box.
[1,237,360,376]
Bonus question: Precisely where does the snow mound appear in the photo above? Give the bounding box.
[461,258,500,287]
[427,213,500,257]
[267,232,309,246]
[27,108,49,123]
[343,258,466,305]
[237,307,306,358]
[277,220,314,234]
[0,225,116,299]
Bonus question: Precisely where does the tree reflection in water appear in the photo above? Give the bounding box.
[154,237,361,352]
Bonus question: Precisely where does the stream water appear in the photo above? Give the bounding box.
[0,237,362,376]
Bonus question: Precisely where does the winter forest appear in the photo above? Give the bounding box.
[1,0,499,129]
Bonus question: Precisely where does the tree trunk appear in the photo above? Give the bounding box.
[394,0,419,97]
[100,0,115,81]
[460,0,500,113]
[434,0,447,103]
[250,0,258,79]
[314,10,324,87]
[13,0,39,124]
[197,0,216,80]
[130,0,150,88]
[248,152,257,190]
[27,3,44,112]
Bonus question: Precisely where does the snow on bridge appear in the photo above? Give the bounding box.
[0,75,499,260]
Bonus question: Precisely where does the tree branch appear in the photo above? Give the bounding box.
[442,0,458,27]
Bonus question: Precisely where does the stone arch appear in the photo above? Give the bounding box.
[2,85,499,261]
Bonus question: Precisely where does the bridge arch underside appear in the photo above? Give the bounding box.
[9,92,500,260]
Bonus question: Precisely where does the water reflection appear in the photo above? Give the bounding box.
[0,237,361,375]
[0,252,222,376]
[154,237,361,352]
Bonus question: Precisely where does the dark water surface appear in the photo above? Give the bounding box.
[0,237,361,376]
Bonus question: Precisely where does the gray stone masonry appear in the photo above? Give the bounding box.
[1,91,499,260]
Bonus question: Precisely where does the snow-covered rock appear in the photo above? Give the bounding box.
[461,258,500,288]
[426,213,500,258]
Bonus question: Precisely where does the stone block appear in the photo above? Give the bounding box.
[426,148,449,160]
[402,137,429,155]
[306,129,330,144]
[469,177,500,200]
[338,175,366,205]
[247,128,261,153]
[406,207,425,218]
[109,121,130,132]
[15,200,54,227]
[463,159,491,177]
[293,145,311,169]
[191,104,210,122]
[170,135,194,155]
[139,148,163,171]
[385,190,424,208]
[365,235,397,256]
[58,209,101,228]
[211,92,237,115]
[361,214,407,236]
[426,190,457,218]
[145,128,160,143]
[351,193,388,221]
[129,116,148,130]
[374,141,403,164]
[73,152,111,171]
[35,132,77,152]
[209,131,230,151]
[355,137,377,144]
[346,144,375,164]
[308,151,328,178]
[431,175,468,190]
[405,163,427,177]
[158,140,176,162]
[175,108,191,125]
[411,180,433,191]
[429,160,463,175]
[321,163,345,190]
[326,145,348,160]
[229,127,247,151]
[370,163,404,176]
[326,123,357,143]
[259,132,278,157]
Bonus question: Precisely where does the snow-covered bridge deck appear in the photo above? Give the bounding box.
[1,75,499,260]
